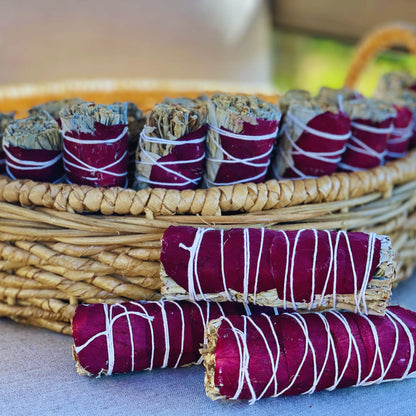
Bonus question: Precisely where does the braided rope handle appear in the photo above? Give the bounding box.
[344,22,416,89]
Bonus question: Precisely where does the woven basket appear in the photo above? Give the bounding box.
[1,23,416,335]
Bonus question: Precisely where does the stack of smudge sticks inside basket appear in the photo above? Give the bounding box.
[72,225,416,403]
[2,71,416,188]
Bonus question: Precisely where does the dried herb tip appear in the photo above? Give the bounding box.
[208,93,281,133]
[317,86,360,107]
[0,112,14,143]
[376,71,416,95]
[29,98,86,120]
[145,103,207,140]
[113,102,145,141]
[3,113,62,150]
[60,103,128,134]
[344,98,397,122]
[162,95,208,108]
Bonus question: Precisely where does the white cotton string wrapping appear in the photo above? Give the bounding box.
[274,110,350,180]
[220,229,232,302]
[74,303,155,375]
[205,124,279,186]
[386,121,414,159]
[191,301,227,366]
[3,146,62,171]
[131,301,156,371]
[175,228,379,313]
[207,308,415,403]
[338,121,394,171]
[135,130,206,188]
[179,228,213,301]
[243,228,251,305]
[62,126,128,182]
[158,301,171,369]
[172,301,186,369]
[252,227,265,305]
[3,145,64,183]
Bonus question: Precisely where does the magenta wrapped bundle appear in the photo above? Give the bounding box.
[2,113,63,182]
[339,98,396,171]
[0,112,14,174]
[202,306,416,403]
[204,93,281,186]
[272,98,350,179]
[61,103,129,187]
[161,226,394,314]
[72,300,276,376]
[135,103,207,190]
[385,105,413,160]
[375,72,416,148]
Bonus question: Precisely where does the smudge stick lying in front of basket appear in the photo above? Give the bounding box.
[160,226,395,315]
[201,306,416,403]
[72,300,279,376]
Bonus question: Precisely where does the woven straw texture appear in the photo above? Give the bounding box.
[1,23,416,335]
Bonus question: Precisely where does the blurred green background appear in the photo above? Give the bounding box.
[273,29,414,96]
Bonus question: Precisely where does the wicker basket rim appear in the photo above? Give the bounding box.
[0,77,278,101]
[0,77,415,217]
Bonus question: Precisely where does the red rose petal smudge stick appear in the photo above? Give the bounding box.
[375,72,416,150]
[339,98,396,171]
[205,93,280,186]
[61,103,129,187]
[385,104,413,160]
[161,226,395,314]
[273,95,350,179]
[72,300,278,376]
[135,101,207,190]
[3,113,63,182]
[202,306,416,403]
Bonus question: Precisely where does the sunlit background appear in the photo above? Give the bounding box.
[0,0,415,95]
[273,30,413,96]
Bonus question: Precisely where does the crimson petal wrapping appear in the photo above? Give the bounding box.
[205,120,279,186]
[202,306,416,403]
[4,146,63,182]
[273,107,351,179]
[385,105,413,160]
[140,126,207,190]
[2,113,63,182]
[160,226,395,314]
[204,93,281,186]
[72,300,278,376]
[61,103,129,188]
[339,98,396,172]
[374,72,416,148]
[135,103,207,190]
[339,118,393,171]
[63,122,128,187]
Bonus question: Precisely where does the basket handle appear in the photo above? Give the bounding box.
[344,22,416,89]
